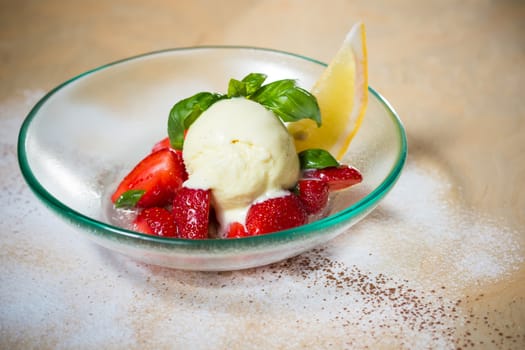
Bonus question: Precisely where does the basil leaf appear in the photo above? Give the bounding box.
[115,189,146,208]
[228,73,267,97]
[298,149,339,169]
[228,79,246,97]
[250,79,321,126]
[168,92,224,149]
[242,73,267,96]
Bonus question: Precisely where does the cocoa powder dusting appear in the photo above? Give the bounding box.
[252,248,525,349]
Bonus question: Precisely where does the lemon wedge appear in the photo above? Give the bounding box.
[288,22,368,160]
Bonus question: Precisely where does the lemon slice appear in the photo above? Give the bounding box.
[288,22,368,160]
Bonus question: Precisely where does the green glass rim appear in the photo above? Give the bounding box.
[17,45,407,249]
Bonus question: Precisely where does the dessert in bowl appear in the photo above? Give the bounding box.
[17,45,407,271]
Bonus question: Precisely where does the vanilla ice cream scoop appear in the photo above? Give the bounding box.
[183,98,300,234]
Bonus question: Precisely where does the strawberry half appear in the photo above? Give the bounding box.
[226,222,249,239]
[133,207,177,237]
[172,187,211,239]
[111,149,188,208]
[246,193,307,236]
[151,137,172,153]
[303,165,362,191]
[151,135,188,153]
[296,179,329,215]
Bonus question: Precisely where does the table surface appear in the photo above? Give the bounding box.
[1,1,524,349]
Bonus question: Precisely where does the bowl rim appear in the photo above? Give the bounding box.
[17,45,407,249]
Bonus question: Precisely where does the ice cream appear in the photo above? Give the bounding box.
[182,98,300,235]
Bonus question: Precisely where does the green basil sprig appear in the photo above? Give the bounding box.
[228,73,267,97]
[167,73,321,150]
[298,149,339,170]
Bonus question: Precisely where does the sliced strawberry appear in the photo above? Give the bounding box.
[296,179,329,215]
[303,165,362,191]
[172,187,211,239]
[151,137,172,153]
[151,137,186,171]
[133,207,177,237]
[246,193,307,236]
[226,221,250,239]
[151,134,187,153]
[111,149,188,208]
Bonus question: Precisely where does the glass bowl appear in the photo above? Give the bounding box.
[17,46,407,271]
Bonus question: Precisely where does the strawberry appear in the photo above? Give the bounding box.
[111,149,188,208]
[133,207,177,237]
[246,193,307,236]
[151,134,188,153]
[296,179,329,215]
[151,137,172,153]
[303,165,362,191]
[226,221,249,239]
[172,187,211,239]
[151,137,186,173]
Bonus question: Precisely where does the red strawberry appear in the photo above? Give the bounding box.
[111,149,188,208]
[246,193,307,236]
[151,135,188,153]
[151,137,186,175]
[133,207,177,237]
[303,165,362,191]
[172,187,211,239]
[151,137,172,153]
[226,221,249,239]
[296,179,329,215]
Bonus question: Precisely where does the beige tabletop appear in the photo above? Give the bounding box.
[1,0,524,349]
